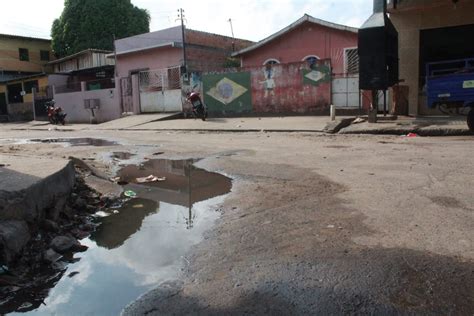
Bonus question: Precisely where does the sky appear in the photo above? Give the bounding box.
[0,0,373,42]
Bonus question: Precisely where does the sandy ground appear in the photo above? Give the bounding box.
[0,127,473,315]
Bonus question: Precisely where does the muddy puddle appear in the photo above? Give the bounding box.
[4,159,232,316]
[111,151,136,160]
[24,138,118,147]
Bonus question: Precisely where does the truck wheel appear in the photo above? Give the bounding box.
[468,109,474,132]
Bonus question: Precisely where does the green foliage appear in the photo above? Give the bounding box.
[51,0,150,58]
[223,57,241,68]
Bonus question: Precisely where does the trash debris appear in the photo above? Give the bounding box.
[0,164,10,168]
[136,175,166,183]
[112,210,120,214]
[132,204,144,209]
[352,117,366,124]
[124,190,137,198]
[152,151,165,156]
[327,225,335,228]
[403,133,419,138]
[0,265,9,275]
[68,271,80,278]
[95,211,110,217]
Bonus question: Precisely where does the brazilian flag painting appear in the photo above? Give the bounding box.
[203,72,252,114]
[302,64,331,86]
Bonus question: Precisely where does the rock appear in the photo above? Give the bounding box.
[74,198,87,209]
[72,244,88,252]
[42,219,59,232]
[0,220,31,264]
[43,248,62,263]
[79,223,95,232]
[86,205,96,213]
[50,236,78,253]
[71,228,90,240]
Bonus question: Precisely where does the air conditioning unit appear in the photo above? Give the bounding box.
[84,99,100,109]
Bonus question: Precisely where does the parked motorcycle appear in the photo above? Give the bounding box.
[45,100,66,125]
[187,92,208,121]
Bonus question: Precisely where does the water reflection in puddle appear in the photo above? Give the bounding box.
[10,159,232,316]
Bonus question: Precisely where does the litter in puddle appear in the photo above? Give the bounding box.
[124,190,137,198]
[136,175,166,183]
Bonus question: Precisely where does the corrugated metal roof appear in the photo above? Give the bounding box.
[48,49,112,65]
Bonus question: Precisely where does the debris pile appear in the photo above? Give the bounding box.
[0,167,118,313]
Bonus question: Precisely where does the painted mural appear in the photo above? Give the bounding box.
[201,60,331,115]
[202,72,252,114]
[302,63,331,86]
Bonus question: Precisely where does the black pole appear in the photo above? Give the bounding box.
[358,89,362,116]
[179,8,187,73]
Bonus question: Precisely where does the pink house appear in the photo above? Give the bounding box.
[113,26,253,113]
[233,14,359,76]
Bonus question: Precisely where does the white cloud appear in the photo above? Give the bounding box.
[0,1,373,41]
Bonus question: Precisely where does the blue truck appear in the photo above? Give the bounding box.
[426,58,474,131]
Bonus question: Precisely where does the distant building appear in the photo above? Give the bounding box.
[388,0,474,115]
[112,26,253,113]
[0,34,53,82]
[113,26,253,77]
[48,49,115,93]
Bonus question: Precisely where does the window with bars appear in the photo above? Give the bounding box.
[19,48,29,61]
[345,48,359,74]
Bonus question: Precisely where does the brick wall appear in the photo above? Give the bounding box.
[185,29,253,52]
[185,29,253,71]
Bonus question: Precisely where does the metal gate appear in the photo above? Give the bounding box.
[120,77,133,113]
[34,86,53,120]
[139,67,182,113]
[332,75,360,107]
[0,93,7,115]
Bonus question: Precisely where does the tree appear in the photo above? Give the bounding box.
[51,0,150,58]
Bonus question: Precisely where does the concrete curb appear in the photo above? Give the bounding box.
[339,126,474,136]
[121,128,326,133]
[0,160,75,263]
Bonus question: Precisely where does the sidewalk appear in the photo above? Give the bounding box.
[126,116,336,132]
[1,115,472,136]
[339,116,473,136]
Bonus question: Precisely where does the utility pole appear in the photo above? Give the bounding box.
[178,8,187,73]
[228,18,235,51]
[113,34,118,78]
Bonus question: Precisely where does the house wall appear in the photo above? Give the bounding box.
[202,60,331,115]
[3,75,49,120]
[115,46,182,78]
[240,22,357,75]
[0,35,53,73]
[54,86,121,123]
[390,0,474,115]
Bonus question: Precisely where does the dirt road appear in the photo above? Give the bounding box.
[0,127,473,315]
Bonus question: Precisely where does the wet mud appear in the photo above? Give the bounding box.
[123,159,474,315]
